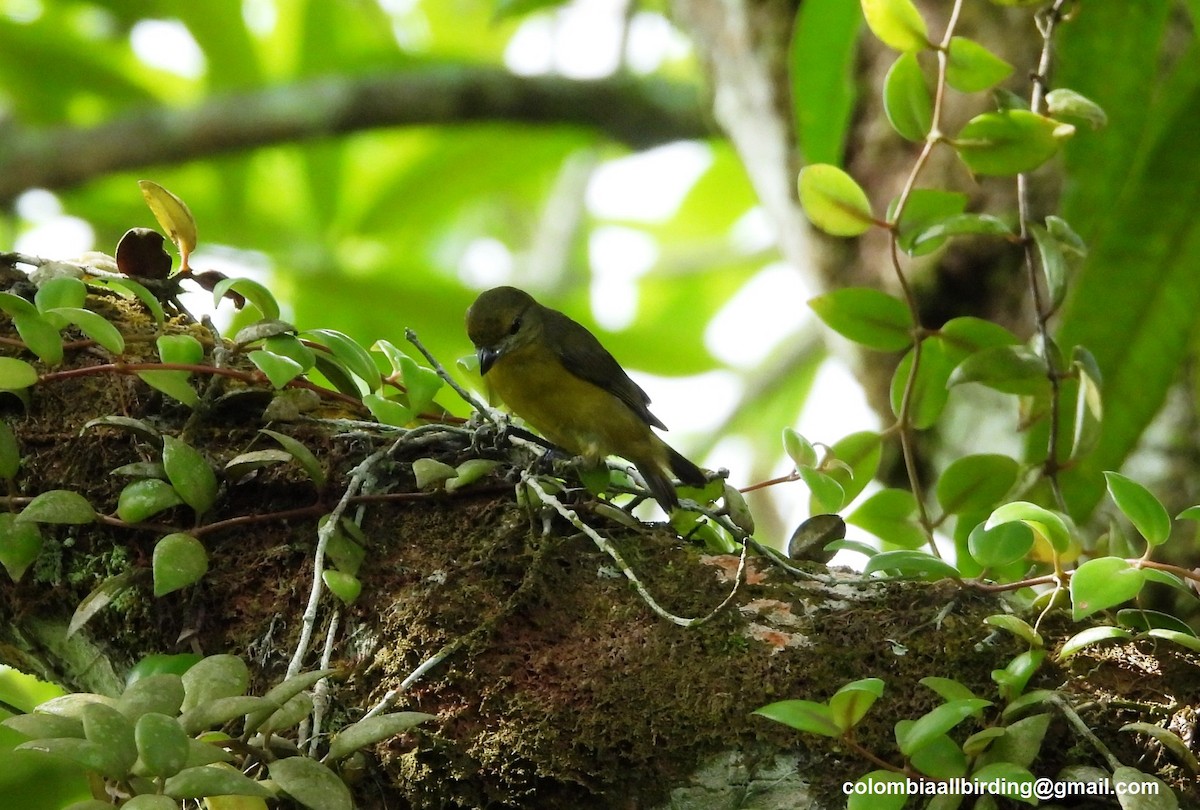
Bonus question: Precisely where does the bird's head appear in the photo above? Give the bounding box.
[465,286,541,375]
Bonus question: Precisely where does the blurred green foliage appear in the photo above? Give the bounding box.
[1,0,1199,537]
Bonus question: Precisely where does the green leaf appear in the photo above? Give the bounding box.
[326,520,367,576]
[117,479,184,523]
[0,357,39,390]
[13,312,64,364]
[752,699,840,737]
[134,712,190,778]
[324,711,436,763]
[967,520,1033,568]
[919,677,978,702]
[1030,223,1069,311]
[137,370,198,407]
[262,334,316,369]
[799,467,845,513]
[269,756,353,810]
[945,37,1013,93]
[1116,609,1195,635]
[809,287,913,351]
[211,277,280,320]
[67,571,138,638]
[889,336,953,429]
[1057,625,1133,660]
[157,334,204,364]
[1045,215,1086,257]
[301,329,381,392]
[395,350,444,414]
[782,428,817,468]
[992,649,1045,701]
[1119,725,1199,774]
[16,738,127,780]
[1045,88,1107,130]
[364,394,413,427]
[896,698,991,756]
[790,0,860,165]
[446,459,501,493]
[118,673,186,718]
[1103,471,1170,547]
[860,0,928,52]
[848,488,927,549]
[883,52,931,141]
[936,454,1019,516]
[1070,557,1146,621]
[35,277,87,312]
[260,429,326,488]
[1147,629,1200,657]
[953,110,1072,176]
[947,344,1048,395]
[888,189,967,256]
[810,431,881,513]
[2,711,83,739]
[164,764,273,800]
[0,512,43,581]
[153,533,209,596]
[180,655,250,713]
[412,457,456,490]
[0,291,38,318]
[862,550,959,580]
[249,350,305,389]
[243,668,337,737]
[828,678,884,732]
[224,449,292,482]
[17,490,96,524]
[907,729,967,779]
[255,692,312,737]
[797,164,875,237]
[34,692,117,720]
[138,336,202,406]
[81,702,137,774]
[46,308,124,354]
[977,713,1050,771]
[162,436,218,515]
[909,213,1013,253]
[986,501,1073,554]
[938,317,1020,361]
[322,570,362,605]
[846,772,907,810]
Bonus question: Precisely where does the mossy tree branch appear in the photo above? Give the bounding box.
[0,65,710,204]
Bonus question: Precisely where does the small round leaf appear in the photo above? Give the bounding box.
[798,164,875,236]
[153,533,209,596]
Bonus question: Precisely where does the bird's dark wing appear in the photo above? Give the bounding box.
[546,308,668,430]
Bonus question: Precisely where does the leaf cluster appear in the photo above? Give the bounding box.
[2,654,431,810]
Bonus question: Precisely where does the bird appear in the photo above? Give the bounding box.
[465,285,707,510]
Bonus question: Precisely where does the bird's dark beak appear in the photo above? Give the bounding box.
[477,346,499,375]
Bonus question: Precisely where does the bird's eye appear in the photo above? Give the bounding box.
[508,317,522,335]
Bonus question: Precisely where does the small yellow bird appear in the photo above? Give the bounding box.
[465,286,706,510]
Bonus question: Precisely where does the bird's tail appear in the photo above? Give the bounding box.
[640,444,707,511]
[667,446,707,488]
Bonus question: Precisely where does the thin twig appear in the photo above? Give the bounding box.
[1018,0,1073,511]
[405,327,489,415]
[523,473,745,627]
[305,609,341,756]
[883,0,968,558]
[286,448,388,678]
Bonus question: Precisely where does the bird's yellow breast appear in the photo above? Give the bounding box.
[486,342,664,468]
